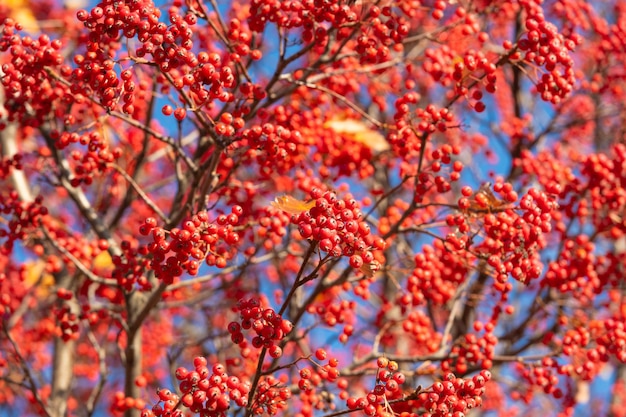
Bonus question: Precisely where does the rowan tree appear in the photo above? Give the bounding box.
[1,0,626,416]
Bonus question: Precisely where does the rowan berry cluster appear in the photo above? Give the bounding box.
[515,361,562,400]
[399,310,441,355]
[247,0,359,41]
[543,235,599,299]
[296,354,341,414]
[111,391,146,415]
[112,239,151,291]
[293,189,384,271]
[474,186,556,286]
[415,144,462,199]
[142,358,250,417]
[407,239,470,306]
[346,358,406,416]
[139,208,242,284]
[239,122,302,176]
[411,371,492,417]
[579,145,626,232]
[0,20,67,125]
[254,208,292,253]
[0,193,47,253]
[53,303,79,342]
[400,103,455,135]
[251,375,291,415]
[443,328,498,373]
[225,18,262,63]
[594,318,626,364]
[0,153,22,179]
[517,0,578,103]
[355,6,409,64]
[50,130,122,186]
[307,292,356,343]
[228,299,293,358]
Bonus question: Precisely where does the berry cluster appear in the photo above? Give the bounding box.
[515,361,562,401]
[409,371,492,417]
[296,353,342,414]
[0,153,23,180]
[399,310,441,355]
[228,299,293,358]
[0,193,47,253]
[139,208,242,284]
[346,358,406,416]
[0,21,67,126]
[112,239,151,291]
[355,6,409,64]
[517,0,578,103]
[425,145,463,194]
[50,130,122,186]
[251,375,291,415]
[111,391,146,415]
[307,289,356,343]
[407,239,471,306]
[293,189,385,270]
[247,0,358,38]
[143,358,250,417]
[596,318,626,363]
[239,122,302,176]
[475,185,556,286]
[543,235,600,300]
[443,325,498,373]
[53,302,80,342]
[225,18,262,63]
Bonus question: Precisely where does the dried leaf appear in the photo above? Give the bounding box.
[325,118,389,152]
[467,183,509,211]
[359,260,381,278]
[271,195,316,215]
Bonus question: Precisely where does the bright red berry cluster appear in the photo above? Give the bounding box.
[307,289,356,342]
[294,188,385,270]
[238,122,302,176]
[251,375,291,415]
[346,358,407,416]
[0,193,47,253]
[407,239,471,306]
[399,310,441,355]
[354,6,409,64]
[0,21,66,126]
[443,327,498,373]
[514,360,562,401]
[476,185,556,286]
[112,239,151,291]
[228,298,293,358]
[408,371,492,417]
[139,208,242,284]
[517,0,578,103]
[143,358,250,417]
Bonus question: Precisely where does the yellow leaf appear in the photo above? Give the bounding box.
[7,0,39,33]
[23,260,54,297]
[23,259,46,287]
[325,118,389,152]
[271,195,316,216]
[94,251,113,269]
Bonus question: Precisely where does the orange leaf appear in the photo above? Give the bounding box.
[271,195,316,215]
